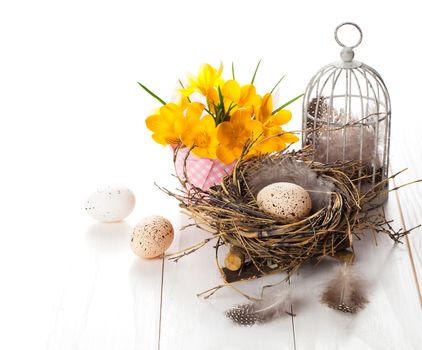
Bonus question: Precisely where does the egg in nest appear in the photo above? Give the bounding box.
[256,182,312,223]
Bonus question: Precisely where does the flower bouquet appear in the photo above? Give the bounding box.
[140,62,302,189]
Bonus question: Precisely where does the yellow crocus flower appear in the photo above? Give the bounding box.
[216,109,263,164]
[252,92,299,154]
[220,81,261,111]
[254,125,299,154]
[145,103,185,145]
[180,63,224,100]
[174,93,189,111]
[256,93,295,128]
[145,98,201,143]
[255,93,274,125]
[181,103,219,159]
[222,80,241,104]
[239,84,262,111]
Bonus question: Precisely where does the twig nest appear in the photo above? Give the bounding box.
[164,148,402,283]
[256,182,312,223]
[131,216,174,259]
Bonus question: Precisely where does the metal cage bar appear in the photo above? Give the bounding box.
[302,23,391,204]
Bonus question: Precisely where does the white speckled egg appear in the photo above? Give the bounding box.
[257,182,312,223]
[84,186,136,222]
[131,216,174,259]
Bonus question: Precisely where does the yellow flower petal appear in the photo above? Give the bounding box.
[232,146,244,159]
[194,143,217,159]
[216,145,236,164]
[207,88,219,106]
[256,137,282,154]
[181,123,201,147]
[239,84,256,105]
[222,80,241,104]
[215,62,224,87]
[180,63,225,100]
[257,93,273,124]
[174,115,186,136]
[192,146,208,158]
[151,133,168,145]
[145,102,185,146]
[273,109,292,125]
[202,114,216,131]
[247,120,264,139]
[145,114,163,132]
[175,94,189,110]
[217,122,233,145]
[186,102,205,120]
[280,132,300,143]
[231,108,253,126]
[160,103,179,121]
[180,112,218,159]
[198,64,214,86]
[178,85,195,97]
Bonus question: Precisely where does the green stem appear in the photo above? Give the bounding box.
[272,93,304,115]
[270,75,286,94]
[178,79,192,103]
[138,82,166,105]
[251,59,262,84]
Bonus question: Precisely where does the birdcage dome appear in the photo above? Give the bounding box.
[302,22,391,204]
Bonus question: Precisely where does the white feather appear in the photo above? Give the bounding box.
[248,158,335,211]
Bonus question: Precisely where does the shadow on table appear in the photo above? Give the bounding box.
[85,221,132,254]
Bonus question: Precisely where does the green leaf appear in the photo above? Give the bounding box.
[251,59,262,84]
[231,62,235,80]
[217,86,225,114]
[270,75,286,94]
[138,82,166,105]
[227,102,237,115]
[205,107,215,117]
[215,87,227,125]
[272,93,304,115]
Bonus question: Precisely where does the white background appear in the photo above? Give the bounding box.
[0,0,421,349]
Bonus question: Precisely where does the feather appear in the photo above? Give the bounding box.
[307,100,382,168]
[225,289,291,326]
[321,264,368,313]
[314,123,380,167]
[248,158,334,211]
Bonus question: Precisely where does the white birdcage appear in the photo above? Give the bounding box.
[302,22,391,204]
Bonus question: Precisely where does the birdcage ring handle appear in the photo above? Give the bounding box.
[334,22,363,49]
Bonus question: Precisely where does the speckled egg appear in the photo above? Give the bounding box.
[84,186,136,223]
[257,182,312,223]
[131,216,174,259]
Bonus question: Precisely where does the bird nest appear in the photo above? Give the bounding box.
[162,146,415,291]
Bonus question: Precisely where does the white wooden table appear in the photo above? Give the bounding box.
[1,1,422,349]
[1,124,420,350]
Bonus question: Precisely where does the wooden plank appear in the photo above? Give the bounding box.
[159,215,296,350]
[45,221,163,350]
[389,125,422,307]
[290,194,422,350]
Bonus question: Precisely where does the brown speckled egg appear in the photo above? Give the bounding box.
[131,216,174,259]
[257,182,312,223]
